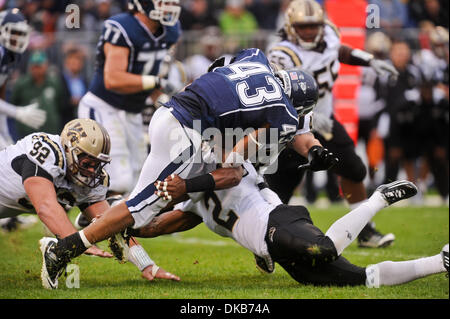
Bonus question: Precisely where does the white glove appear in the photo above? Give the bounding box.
[15,103,47,129]
[369,59,399,80]
[312,112,333,140]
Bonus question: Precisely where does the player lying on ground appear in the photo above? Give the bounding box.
[0,119,178,288]
[136,162,448,287]
[37,48,340,289]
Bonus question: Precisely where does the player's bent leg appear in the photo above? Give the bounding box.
[325,180,418,256]
[278,255,366,286]
[126,107,202,229]
[266,205,338,266]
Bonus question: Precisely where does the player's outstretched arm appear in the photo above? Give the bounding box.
[133,209,202,238]
[24,177,80,238]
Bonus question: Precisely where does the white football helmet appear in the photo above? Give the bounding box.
[128,0,181,26]
[0,8,31,54]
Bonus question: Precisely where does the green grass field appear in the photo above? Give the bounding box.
[0,204,448,300]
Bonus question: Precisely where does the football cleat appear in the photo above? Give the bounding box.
[376,180,418,206]
[108,230,131,264]
[358,222,395,248]
[39,237,66,289]
[254,254,275,274]
[441,244,449,275]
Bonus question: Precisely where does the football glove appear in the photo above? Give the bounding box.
[299,145,339,172]
[15,103,47,129]
[369,59,399,80]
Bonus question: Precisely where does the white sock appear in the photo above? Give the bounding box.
[79,230,93,248]
[325,192,387,255]
[366,254,445,287]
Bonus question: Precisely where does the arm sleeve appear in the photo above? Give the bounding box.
[11,155,54,184]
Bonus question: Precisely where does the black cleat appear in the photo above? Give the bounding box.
[254,254,275,274]
[358,222,395,248]
[442,244,449,275]
[108,230,131,264]
[376,180,418,206]
[39,237,66,289]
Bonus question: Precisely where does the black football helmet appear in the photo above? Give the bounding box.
[276,68,319,116]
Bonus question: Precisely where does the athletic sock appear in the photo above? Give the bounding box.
[54,230,91,263]
[366,254,445,287]
[325,192,386,255]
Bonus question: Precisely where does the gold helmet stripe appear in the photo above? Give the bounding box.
[270,46,303,67]
[98,123,111,156]
[305,0,313,16]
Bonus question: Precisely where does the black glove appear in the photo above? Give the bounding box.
[298,145,339,172]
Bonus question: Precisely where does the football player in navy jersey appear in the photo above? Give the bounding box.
[0,8,46,232]
[0,8,46,150]
[39,48,339,289]
[77,0,182,199]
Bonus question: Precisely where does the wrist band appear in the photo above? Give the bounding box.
[142,75,158,90]
[350,49,374,66]
[129,245,154,271]
[185,173,216,193]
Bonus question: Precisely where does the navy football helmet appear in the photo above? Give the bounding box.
[128,0,180,26]
[275,68,319,116]
[0,8,30,54]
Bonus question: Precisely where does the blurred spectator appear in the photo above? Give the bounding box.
[59,47,88,126]
[275,0,292,32]
[412,26,449,202]
[246,0,280,30]
[357,32,392,190]
[10,50,63,138]
[409,0,449,28]
[180,0,218,31]
[219,0,258,50]
[382,41,423,191]
[368,0,409,30]
[184,26,226,82]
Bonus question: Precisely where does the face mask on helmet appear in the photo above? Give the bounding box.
[284,0,325,50]
[129,0,181,26]
[0,9,31,54]
[61,119,111,188]
[276,69,319,117]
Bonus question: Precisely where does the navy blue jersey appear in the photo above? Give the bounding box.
[0,46,21,87]
[89,13,181,113]
[167,48,299,145]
